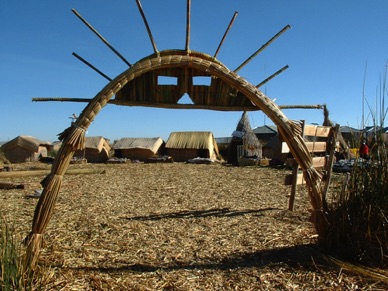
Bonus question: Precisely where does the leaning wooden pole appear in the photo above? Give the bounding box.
[322,104,349,158]
[136,0,159,54]
[185,0,191,52]
[214,11,238,59]
[256,65,289,88]
[234,25,291,73]
[71,8,132,67]
[72,52,112,81]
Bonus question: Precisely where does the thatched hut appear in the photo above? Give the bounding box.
[74,136,111,163]
[112,137,164,161]
[339,126,361,148]
[51,141,63,152]
[228,112,262,164]
[253,125,286,160]
[165,131,219,162]
[215,137,232,159]
[253,125,278,141]
[0,135,51,163]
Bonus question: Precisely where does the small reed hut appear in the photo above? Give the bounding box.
[0,135,51,163]
[253,125,285,161]
[228,112,262,164]
[165,131,219,162]
[112,137,164,161]
[74,136,111,163]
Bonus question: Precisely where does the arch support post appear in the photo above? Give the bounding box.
[25,124,87,269]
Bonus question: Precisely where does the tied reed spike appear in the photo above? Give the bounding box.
[24,233,44,271]
[57,124,86,151]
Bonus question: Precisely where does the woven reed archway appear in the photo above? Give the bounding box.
[26,49,328,267]
[25,1,331,267]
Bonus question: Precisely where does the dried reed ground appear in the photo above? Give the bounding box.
[1,162,385,290]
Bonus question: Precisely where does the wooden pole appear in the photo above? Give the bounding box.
[185,0,191,52]
[322,124,340,211]
[256,65,289,88]
[136,0,159,54]
[71,8,132,67]
[288,120,305,211]
[32,98,325,111]
[214,11,238,58]
[234,25,291,73]
[288,159,299,211]
[72,52,112,81]
[0,168,105,178]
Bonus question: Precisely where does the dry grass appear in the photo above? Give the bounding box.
[1,162,387,290]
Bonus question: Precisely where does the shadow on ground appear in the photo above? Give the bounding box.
[122,207,280,221]
[66,243,326,274]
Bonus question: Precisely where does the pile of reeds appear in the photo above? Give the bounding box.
[0,216,30,290]
[0,216,50,290]
[323,135,388,267]
[1,217,20,289]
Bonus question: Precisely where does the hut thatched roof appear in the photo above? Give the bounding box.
[215,137,232,144]
[253,125,278,135]
[1,136,51,152]
[235,111,252,132]
[233,112,261,145]
[165,131,219,155]
[83,136,111,152]
[112,137,164,154]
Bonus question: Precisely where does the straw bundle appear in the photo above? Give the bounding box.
[57,125,86,151]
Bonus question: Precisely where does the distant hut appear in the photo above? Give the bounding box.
[74,136,111,163]
[1,135,51,163]
[165,131,219,162]
[112,137,165,161]
[253,125,283,160]
[215,137,232,159]
[228,112,262,164]
[261,135,288,162]
[340,126,362,148]
[253,125,278,141]
[51,140,63,152]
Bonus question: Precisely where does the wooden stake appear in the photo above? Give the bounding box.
[136,0,159,54]
[72,52,112,81]
[0,168,105,178]
[71,8,132,67]
[214,11,238,58]
[256,65,289,88]
[185,0,191,52]
[234,25,291,73]
[0,182,24,190]
[322,124,340,211]
[32,98,325,111]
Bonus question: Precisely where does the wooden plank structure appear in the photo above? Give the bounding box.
[283,121,340,211]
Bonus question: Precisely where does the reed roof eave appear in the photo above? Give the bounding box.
[112,137,164,152]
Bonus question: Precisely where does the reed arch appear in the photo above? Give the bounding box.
[26,49,328,267]
[26,1,330,267]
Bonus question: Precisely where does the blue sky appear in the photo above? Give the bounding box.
[1,1,387,142]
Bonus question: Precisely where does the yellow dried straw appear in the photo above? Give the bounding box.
[26,70,130,269]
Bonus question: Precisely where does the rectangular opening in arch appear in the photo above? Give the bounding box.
[193,76,211,86]
[158,76,178,85]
